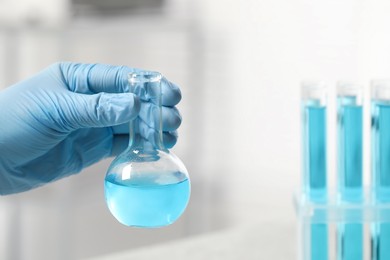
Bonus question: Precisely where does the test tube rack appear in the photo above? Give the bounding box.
[295,190,390,260]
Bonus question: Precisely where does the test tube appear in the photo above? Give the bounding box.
[336,82,363,260]
[371,80,390,260]
[301,81,328,260]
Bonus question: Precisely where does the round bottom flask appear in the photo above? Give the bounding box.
[105,71,190,228]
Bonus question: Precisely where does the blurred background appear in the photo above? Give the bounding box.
[1,0,390,259]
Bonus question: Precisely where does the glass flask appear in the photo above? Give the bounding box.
[105,71,190,228]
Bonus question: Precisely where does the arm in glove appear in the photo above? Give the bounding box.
[0,62,182,195]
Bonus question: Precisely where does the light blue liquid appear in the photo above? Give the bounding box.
[372,101,390,260]
[302,101,328,260]
[105,172,190,228]
[338,97,363,201]
[374,224,390,260]
[338,224,363,260]
[337,96,363,260]
[302,103,327,201]
[372,102,390,201]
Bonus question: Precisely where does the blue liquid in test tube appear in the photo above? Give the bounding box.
[336,85,363,260]
[302,83,328,260]
[372,81,390,260]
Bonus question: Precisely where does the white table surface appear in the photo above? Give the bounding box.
[86,222,296,260]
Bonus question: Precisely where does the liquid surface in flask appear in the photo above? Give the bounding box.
[105,171,190,227]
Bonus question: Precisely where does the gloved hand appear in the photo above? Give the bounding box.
[0,62,182,195]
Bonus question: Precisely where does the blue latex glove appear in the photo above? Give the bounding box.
[0,62,182,195]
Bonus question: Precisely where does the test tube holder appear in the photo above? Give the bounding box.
[294,189,390,260]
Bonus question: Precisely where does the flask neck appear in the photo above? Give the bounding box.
[128,120,165,152]
[127,71,165,152]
